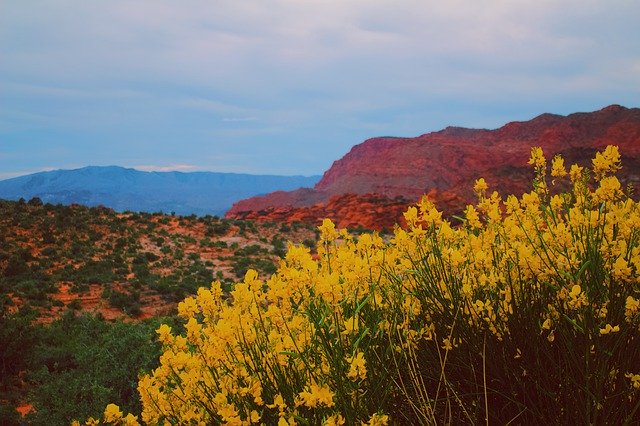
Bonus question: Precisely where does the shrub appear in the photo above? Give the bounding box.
[108,290,142,317]
[29,314,162,425]
[95,146,640,425]
[206,221,231,237]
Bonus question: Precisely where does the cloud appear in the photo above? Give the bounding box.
[178,98,251,115]
[222,117,258,123]
[0,0,638,176]
[3,1,638,101]
[133,164,202,172]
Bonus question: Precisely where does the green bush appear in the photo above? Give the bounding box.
[26,313,163,425]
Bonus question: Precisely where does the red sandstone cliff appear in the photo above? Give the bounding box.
[227,105,640,230]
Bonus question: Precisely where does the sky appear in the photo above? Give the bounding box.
[1,0,639,179]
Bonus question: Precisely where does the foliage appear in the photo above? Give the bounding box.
[0,199,313,317]
[0,302,39,379]
[92,146,640,425]
[26,313,164,425]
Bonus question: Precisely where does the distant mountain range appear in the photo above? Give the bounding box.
[0,166,320,216]
[227,105,640,229]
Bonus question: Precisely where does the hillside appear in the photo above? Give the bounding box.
[0,166,320,217]
[227,105,640,228]
[0,199,323,422]
[0,199,318,322]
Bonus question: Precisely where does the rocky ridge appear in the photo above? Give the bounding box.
[226,105,640,229]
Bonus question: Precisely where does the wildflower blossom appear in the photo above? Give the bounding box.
[551,154,567,178]
[528,146,546,168]
[599,324,620,335]
[347,351,367,381]
[592,145,621,180]
[474,178,488,197]
[613,256,632,281]
[324,414,346,425]
[367,414,389,426]
[298,383,335,408]
[626,296,639,321]
[464,205,482,229]
[626,373,640,389]
[103,404,123,423]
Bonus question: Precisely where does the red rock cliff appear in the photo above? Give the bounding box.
[227,105,640,230]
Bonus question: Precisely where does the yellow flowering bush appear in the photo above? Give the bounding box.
[95,146,639,424]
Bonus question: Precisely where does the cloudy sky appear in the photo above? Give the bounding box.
[1,0,639,179]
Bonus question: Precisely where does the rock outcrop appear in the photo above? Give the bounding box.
[227,105,640,230]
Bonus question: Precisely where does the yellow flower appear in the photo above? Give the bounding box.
[324,414,346,426]
[297,383,335,408]
[625,296,639,321]
[474,178,489,197]
[528,146,546,168]
[442,338,453,351]
[122,413,140,426]
[156,324,173,344]
[612,256,632,281]
[319,218,338,241]
[177,296,199,319]
[403,206,418,227]
[594,176,623,202]
[505,195,520,214]
[570,285,581,298]
[626,373,640,389]
[342,316,360,335]
[569,164,584,183]
[550,154,567,178]
[550,194,564,212]
[103,404,123,423]
[267,394,287,412]
[465,205,482,229]
[520,191,540,212]
[95,145,640,425]
[448,248,465,268]
[592,145,621,180]
[567,284,588,310]
[547,330,555,342]
[367,413,389,426]
[599,324,620,335]
[347,351,367,381]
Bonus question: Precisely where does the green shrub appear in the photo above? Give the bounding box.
[27,314,162,425]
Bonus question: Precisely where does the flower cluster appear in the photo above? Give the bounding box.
[95,146,639,424]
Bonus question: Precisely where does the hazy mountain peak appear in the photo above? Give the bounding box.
[0,167,320,216]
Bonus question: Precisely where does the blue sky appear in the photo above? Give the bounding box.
[1,1,639,179]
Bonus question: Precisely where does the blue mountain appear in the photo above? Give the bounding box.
[0,166,320,216]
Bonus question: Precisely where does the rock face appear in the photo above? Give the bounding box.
[227,105,640,230]
[230,193,415,231]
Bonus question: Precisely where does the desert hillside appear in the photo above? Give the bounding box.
[227,105,640,229]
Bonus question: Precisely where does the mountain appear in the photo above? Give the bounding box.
[226,105,640,229]
[0,166,320,216]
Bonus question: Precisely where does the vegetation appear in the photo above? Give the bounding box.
[25,313,164,426]
[0,201,316,315]
[0,305,166,425]
[92,146,639,424]
[0,193,317,422]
